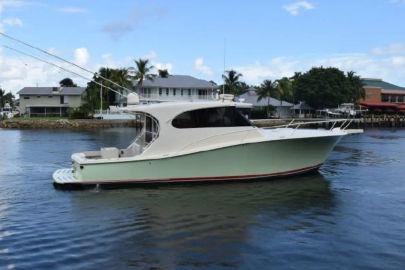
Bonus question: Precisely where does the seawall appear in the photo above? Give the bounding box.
[0,118,141,129]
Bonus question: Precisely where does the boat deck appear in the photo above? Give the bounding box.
[53,168,78,184]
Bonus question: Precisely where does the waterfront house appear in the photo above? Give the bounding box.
[136,75,218,103]
[236,87,293,118]
[17,87,85,117]
[360,78,405,113]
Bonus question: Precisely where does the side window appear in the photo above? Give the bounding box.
[172,107,251,128]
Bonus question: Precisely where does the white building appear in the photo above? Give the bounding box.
[17,87,85,117]
[137,75,218,103]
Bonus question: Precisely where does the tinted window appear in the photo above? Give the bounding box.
[172,107,251,128]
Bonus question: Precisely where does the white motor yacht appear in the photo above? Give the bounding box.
[53,98,359,187]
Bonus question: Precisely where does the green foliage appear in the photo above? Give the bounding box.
[158,69,169,78]
[0,89,15,108]
[222,70,245,96]
[133,58,155,92]
[276,77,293,104]
[68,104,92,119]
[84,67,133,112]
[257,80,277,118]
[293,67,364,109]
[59,78,77,87]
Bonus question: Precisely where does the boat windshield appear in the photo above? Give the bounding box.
[132,112,159,149]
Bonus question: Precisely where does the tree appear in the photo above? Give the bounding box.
[0,89,14,108]
[293,67,364,109]
[0,88,4,108]
[59,78,77,87]
[222,70,243,96]
[133,58,155,93]
[158,69,169,78]
[276,77,293,104]
[346,71,364,102]
[84,67,133,112]
[257,80,277,118]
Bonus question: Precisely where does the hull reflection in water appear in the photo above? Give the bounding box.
[67,173,334,269]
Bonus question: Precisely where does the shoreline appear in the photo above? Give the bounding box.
[0,118,141,129]
[1,116,405,129]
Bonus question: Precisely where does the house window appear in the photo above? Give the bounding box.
[166,88,169,96]
[172,107,251,128]
[48,96,53,98]
[23,96,30,99]
[188,89,191,96]
[173,89,176,96]
[37,96,41,98]
[398,96,404,103]
[60,96,65,104]
[381,94,389,102]
[181,89,184,96]
[159,88,162,96]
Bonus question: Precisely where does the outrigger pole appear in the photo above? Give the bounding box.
[0,32,134,95]
[2,45,124,97]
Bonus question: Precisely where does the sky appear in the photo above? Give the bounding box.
[1,0,405,95]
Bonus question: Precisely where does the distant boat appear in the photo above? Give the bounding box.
[0,103,14,119]
[53,97,360,187]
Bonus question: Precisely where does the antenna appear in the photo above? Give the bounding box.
[223,38,226,95]
[0,32,134,94]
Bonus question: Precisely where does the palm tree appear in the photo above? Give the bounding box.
[346,71,364,103]
[133,58,155,93]
[222,70,243,95]
[158,69,169,78]
[276,77,293,105]
[257,80,277,118]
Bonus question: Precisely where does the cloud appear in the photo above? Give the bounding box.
[102,5,167,39]
[58,6,87,13]
[283,1,314,16]
[234,47,405,86]
[73,47,90,66]
[371,43,405,55]
[193,57,213,76]
[2,17,23,27]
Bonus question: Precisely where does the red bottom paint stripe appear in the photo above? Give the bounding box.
[74,163,323,185]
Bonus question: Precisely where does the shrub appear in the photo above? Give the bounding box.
[68,105,91,119]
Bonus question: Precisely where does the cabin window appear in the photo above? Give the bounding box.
[172,107,251,128]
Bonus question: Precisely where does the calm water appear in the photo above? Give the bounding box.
[0,128,404,269]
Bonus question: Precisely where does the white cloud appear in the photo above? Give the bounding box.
[58,6,87,13]
[283,1,314,16]
[2,17,23,27]
[73,47,90,66]
[193,57,213,76]
[235,44,405,86]
[371,43,405,55]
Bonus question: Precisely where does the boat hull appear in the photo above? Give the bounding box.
[53,135,342,186]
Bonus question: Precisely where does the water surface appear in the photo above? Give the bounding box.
[0,128,404,269]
